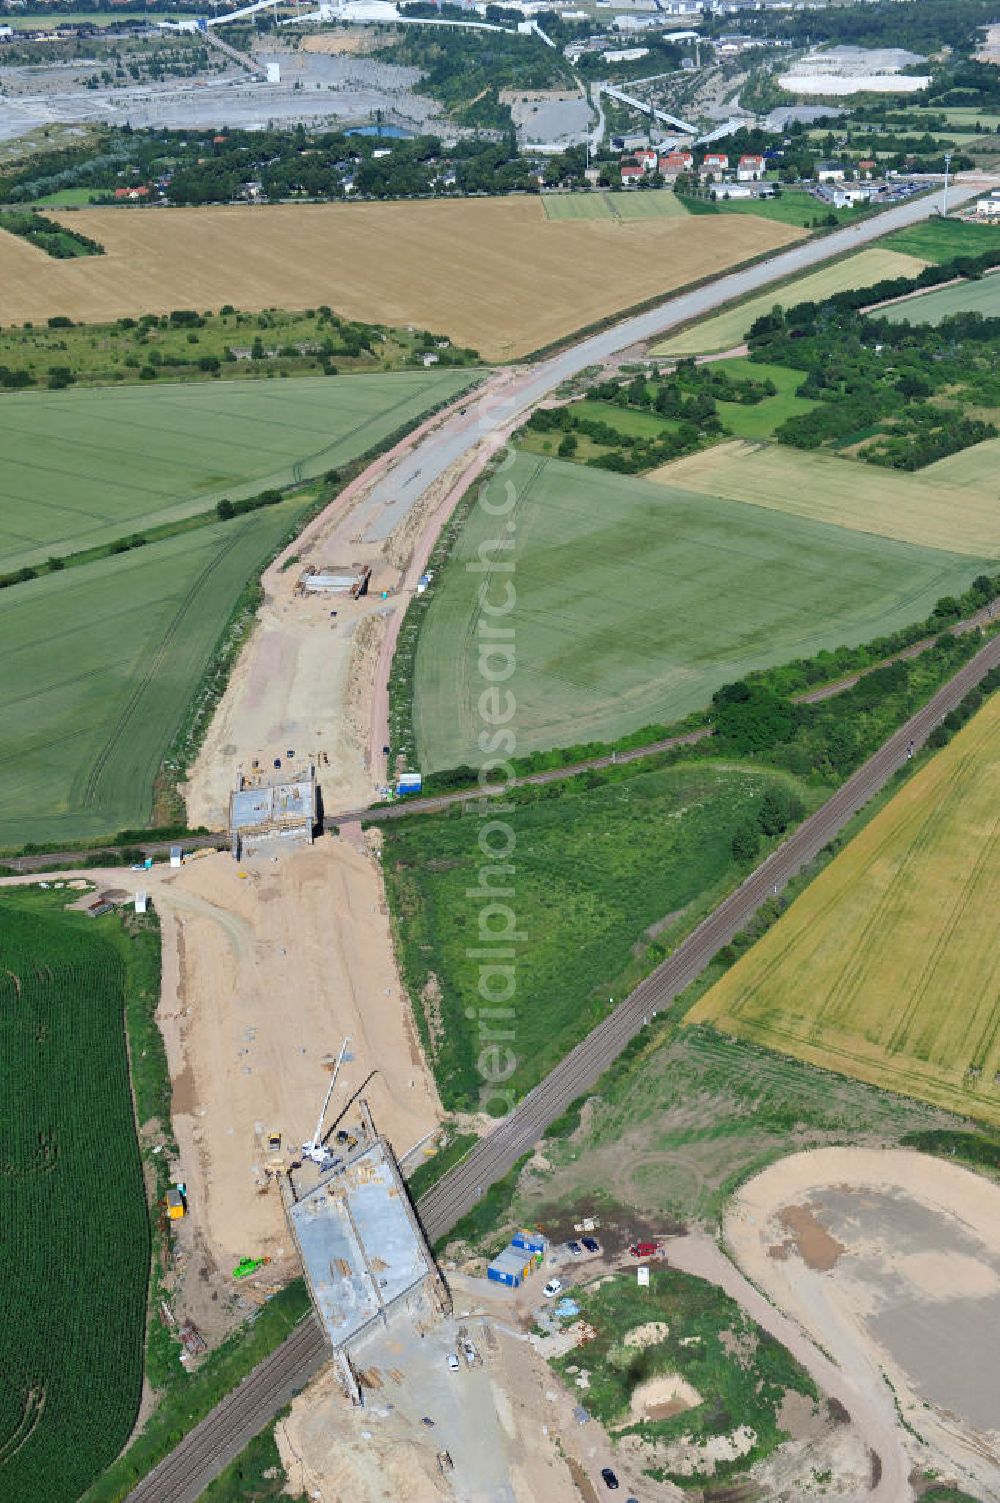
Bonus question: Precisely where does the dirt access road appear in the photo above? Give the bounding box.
[726,1149,1000,1499]
[184,180,983,827]
[115,627,1000,1503]
[184,370,516,825]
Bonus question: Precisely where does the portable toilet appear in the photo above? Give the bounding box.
[169,846,183,868]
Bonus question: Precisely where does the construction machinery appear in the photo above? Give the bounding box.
[301,1037,351,1168]
[232,1256,270,1280]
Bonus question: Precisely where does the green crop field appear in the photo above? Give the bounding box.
[0,370,471,845]
[542,191,688,222]
[571,398,672,437]
[695,189,826,228]
[0,893,149,1503]
[611,191,689,220]
[0,370,476,574]
[650,247,926,356]
[0,9,176,24]
[383,760,814,1110]
[30,188,107,207]
[878,270,1000,324]
[711,357,818,438]
[0,499,299,847]
[885,217,1000,263]
[409,451,986,771]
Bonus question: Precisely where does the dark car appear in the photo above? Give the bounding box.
[582,1236,600,1254]
[566,1240,583,1256]
[601,1468,619,1490]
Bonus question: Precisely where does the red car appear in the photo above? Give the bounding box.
[628,1241,658,1259]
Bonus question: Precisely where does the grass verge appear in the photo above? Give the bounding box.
[80,1281,312,1503]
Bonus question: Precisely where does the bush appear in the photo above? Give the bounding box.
[731,821,760,864]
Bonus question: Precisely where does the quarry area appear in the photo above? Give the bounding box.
[0,36,441,142]
[727,1149,1000,1500]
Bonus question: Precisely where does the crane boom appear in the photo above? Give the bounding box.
[302,1037,350,1162]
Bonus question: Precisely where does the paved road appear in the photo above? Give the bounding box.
[123,626,1000,1503]
[361,182,979,523]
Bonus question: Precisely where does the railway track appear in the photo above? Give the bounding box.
[18,600,994,877]
[124,627,1000,1503]
[123,1313,328,1503]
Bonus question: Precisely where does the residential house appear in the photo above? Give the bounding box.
[736,153,765,181]
[816,160,846,182]
[699,152,730,180]
[659,149,693,180]
[620,163,645,185]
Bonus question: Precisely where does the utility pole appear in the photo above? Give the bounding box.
[942,151,953,217]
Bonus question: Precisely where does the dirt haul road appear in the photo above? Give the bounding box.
[156,840,441,1274]
[186,183,983,824]
[725,1149,1000,1499]
[116,628,1000,1503]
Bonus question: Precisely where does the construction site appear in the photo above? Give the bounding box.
[228,763,318,858]
[296,562,373,598]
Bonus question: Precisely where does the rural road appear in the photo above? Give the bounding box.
[122,624,1000,1503]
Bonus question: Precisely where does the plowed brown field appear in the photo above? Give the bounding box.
[0,199,803,360]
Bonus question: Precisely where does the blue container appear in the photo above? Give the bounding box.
[512,1229,546,1254]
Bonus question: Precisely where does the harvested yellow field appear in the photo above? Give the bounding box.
[0,200,802,361]
[921,434,1000,487]
[652,439,1000,556]
[690,693,1000,1125]
[650,247,926,356]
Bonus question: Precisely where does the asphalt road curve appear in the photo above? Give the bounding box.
[124,628,1000,1503]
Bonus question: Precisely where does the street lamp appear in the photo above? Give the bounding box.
[943,151,953,217]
